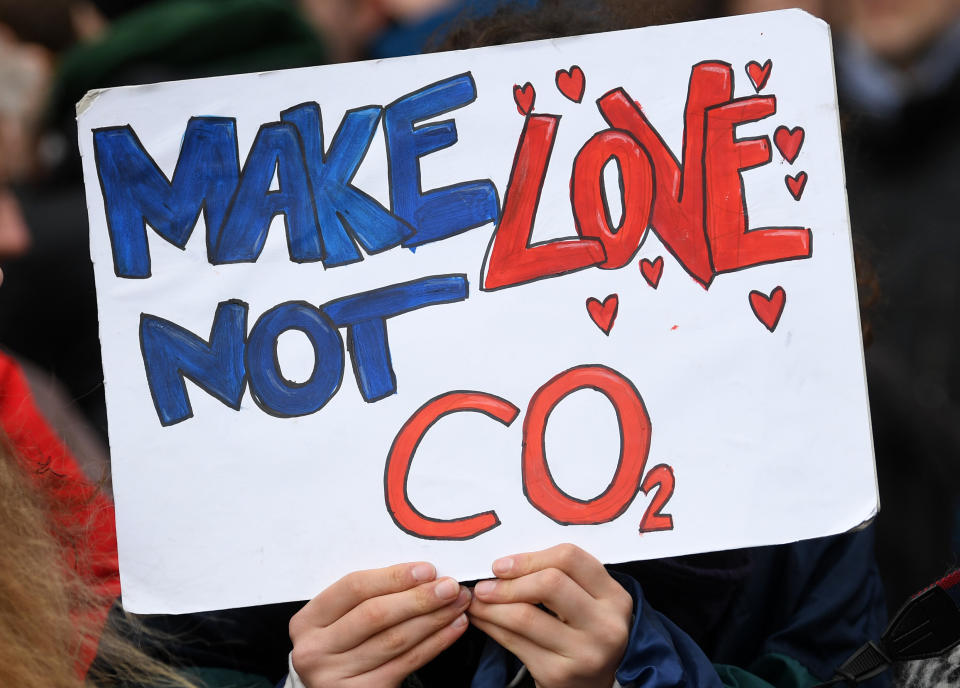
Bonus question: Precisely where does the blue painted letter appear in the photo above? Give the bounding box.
[94,118,240,278]
[140,300,248,426]
[322,275,468,401]
[281,103,413,266]
[246,302,344,417]
[212,123,323,264]
[383,74,499,247]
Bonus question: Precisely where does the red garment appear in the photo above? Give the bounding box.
[0,352,120,674]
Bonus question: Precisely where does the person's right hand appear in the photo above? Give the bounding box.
[289,562,472,687]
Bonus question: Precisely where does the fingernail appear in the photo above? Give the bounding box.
[456,586,472,606]
[452,613,468,629]
[412,563,435,582]
[475,579,497,596]
[435,578,459,600]
[492,557,514,575]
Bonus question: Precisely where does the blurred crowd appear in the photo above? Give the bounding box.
[1,0,960,685]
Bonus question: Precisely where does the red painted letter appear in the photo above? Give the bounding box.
[571,130,655,269]
[597,62,733,286]
[522,365,651,525]
[482,115,606,291]
[385,391,519,539]
[704,98,812,272]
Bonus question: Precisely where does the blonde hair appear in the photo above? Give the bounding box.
[0,436,198,688]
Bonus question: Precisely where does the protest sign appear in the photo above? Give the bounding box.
[79,9,878,614]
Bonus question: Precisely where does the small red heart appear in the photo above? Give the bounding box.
[513,82,535,115]
[640,256,664,288]
[749,287,786,332]
[785,171,807,200]
[745,59,772,92]
[774,126,804,164]
[555,65,585,103]
[586,294,619,335]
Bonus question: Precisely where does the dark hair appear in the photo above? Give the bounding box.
[0,1,76,52]
[0,433,201,688]
[433,0,714,52]
[90,0,158,21]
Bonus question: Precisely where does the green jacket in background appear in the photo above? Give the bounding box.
[47,0,327,126]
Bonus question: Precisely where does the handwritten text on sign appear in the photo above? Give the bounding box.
[81,11,876,613]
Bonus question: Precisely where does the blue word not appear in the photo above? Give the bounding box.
[141,275,469,425]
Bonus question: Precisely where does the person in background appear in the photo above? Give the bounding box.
[0,352,119,687]
[0,255,281,686]
[836,0,960,613]
[0,273,173,685]
[0,402,207,688]
[0,7,112,486]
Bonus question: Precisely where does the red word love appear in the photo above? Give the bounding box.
[483,62,812,292]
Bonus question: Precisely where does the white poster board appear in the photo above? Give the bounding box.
[79,9,877,614]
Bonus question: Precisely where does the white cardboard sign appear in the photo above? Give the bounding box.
[79,10,877,614]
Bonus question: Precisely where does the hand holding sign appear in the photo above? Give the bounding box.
[469,544,633,688]
[289,562,471,688]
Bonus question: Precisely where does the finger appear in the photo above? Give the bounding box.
[329,578,465,652]
[365,609,470,686]
[491,544,618,599]
[292,562,436,631]
[473,568,594,624]
[344,586,472,673]
[468,599,573,653]
[469,614,558,671]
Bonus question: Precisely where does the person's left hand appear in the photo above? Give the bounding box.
[468,543,633,688]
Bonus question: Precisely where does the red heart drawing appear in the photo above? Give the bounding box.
[640,256,664,288]
[513,82,535,115]
[785,171,807,200]
[555,65,585,103]
[745,59,772,92]
[749,287,786,332]
[774,126,805,164]
[586,294,619,335]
